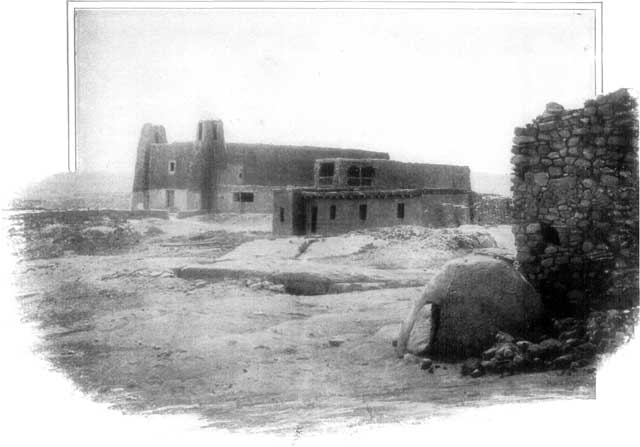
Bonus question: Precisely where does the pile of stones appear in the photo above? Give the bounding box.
[460,306,638,378]
[356,225,497,251]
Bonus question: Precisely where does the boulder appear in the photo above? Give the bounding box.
[420,358,433,370]
[539,338,562,360]
[397,255,543,359]
[404,302,437,355]
[461,357,482,376]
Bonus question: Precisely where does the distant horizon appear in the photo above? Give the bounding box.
[19,167,513,200]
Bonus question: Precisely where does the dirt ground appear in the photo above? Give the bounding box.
[8,212,595,433]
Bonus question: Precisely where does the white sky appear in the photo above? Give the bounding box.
[75,8,596,175]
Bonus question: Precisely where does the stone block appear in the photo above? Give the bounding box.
[533,172,549,186]
[526,223,541,234]
[538,121,557,132]
[511,155,529,165]
[572,128,589,135]
[567,136,581,147]
[549,167,563,177]
[513,135,537,144]
[538,132,551,141]
[608,136,628,146]
[574,159,591,169]
[599,103,614,116]
[601,175,619,186]
[541,258,554,268]
[595,136,607,146]
[582,147,595,160]
[546,102,565,113]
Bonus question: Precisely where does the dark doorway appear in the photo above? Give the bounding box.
[166,190,175,209]
[329,204,336,220]
[311,206,318,233]
[359,204,367,220]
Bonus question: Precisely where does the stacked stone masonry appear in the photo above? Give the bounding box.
[470,193,513,226]
[512,89,639,315]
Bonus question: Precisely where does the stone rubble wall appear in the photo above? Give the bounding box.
[511,89,639,315]
[470,193,513,225]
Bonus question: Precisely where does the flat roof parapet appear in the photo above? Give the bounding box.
[300,187,471,200]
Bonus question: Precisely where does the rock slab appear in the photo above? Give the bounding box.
[397,255,543,359]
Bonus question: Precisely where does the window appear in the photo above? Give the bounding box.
[211,124,217,140]
[347,165,375,186]
[361,166,375,186]
[318,162,335,185]
[168,160,176,174]
[359,204,367,221]
[329,204,336,220]
[397,203,405,219]
[233,192,254,202]
[279,207,285,223]
[347,166,361,186]
[197,122,203,141]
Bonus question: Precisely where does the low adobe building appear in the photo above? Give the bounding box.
[272,158,472,236]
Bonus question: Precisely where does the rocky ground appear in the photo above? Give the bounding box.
[456,308,638,379]
[6,211,608,432]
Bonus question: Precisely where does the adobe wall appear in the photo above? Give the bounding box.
[146,142,201,191]
[214,184,277,214]
[291,191,471,236]
[217,162,245,185]
[313,159,471,190]
[131,124,167,210]
[228,144,390,187]
[132,124,167,193]
[146,188,201,211]
[272,189,306,236]
[304,196,424,235]
[512,89,638,315]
